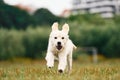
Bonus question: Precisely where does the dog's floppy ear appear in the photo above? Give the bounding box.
[62,23,69,34]
[52,22,58,31]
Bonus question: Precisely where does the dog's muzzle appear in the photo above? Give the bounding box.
[56,42,62,50]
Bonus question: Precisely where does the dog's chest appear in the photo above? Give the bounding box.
[51,46,66,57]
[52,50,59,57]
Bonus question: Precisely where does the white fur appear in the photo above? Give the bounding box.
[45,22,76,73]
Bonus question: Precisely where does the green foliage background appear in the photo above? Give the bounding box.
[0,19,120,60]
[0,0,120,60]
[0,27,51,60]
[0,1,32,29]
[33,8,62,26]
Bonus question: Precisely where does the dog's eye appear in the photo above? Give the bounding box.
[54,37,57,39]
[62,37,64,39]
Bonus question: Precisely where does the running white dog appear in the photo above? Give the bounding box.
[45,22,76,73]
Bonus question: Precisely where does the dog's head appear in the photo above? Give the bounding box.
[49,22,69,51]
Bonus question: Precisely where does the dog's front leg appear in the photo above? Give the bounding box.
[58,54,67,73]
[45,52,54,68]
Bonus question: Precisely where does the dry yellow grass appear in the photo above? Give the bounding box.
[0,59,120,80]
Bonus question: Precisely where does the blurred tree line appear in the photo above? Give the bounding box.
[0,0,62,29]
[0,1,32,29]
[0,0,120,60]
[68,14,120,58]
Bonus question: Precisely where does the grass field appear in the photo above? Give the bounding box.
[0,59,120,80]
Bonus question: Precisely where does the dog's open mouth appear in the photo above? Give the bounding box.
[56,45,62,50]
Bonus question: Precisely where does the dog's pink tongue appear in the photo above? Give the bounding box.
[57,46,62,50]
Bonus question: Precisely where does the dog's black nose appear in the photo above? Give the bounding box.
[57,42,61,45]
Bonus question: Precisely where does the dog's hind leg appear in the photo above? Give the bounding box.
[67,52,72,74]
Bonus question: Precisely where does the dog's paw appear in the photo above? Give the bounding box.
[46,64,54,69]
[48,66,53,68]
[58,69,63,73]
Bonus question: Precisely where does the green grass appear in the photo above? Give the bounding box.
[0,59,120,80]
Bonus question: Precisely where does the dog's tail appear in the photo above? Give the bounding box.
[73,44,77,50]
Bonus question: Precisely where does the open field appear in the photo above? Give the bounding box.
[0,59,120,80]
